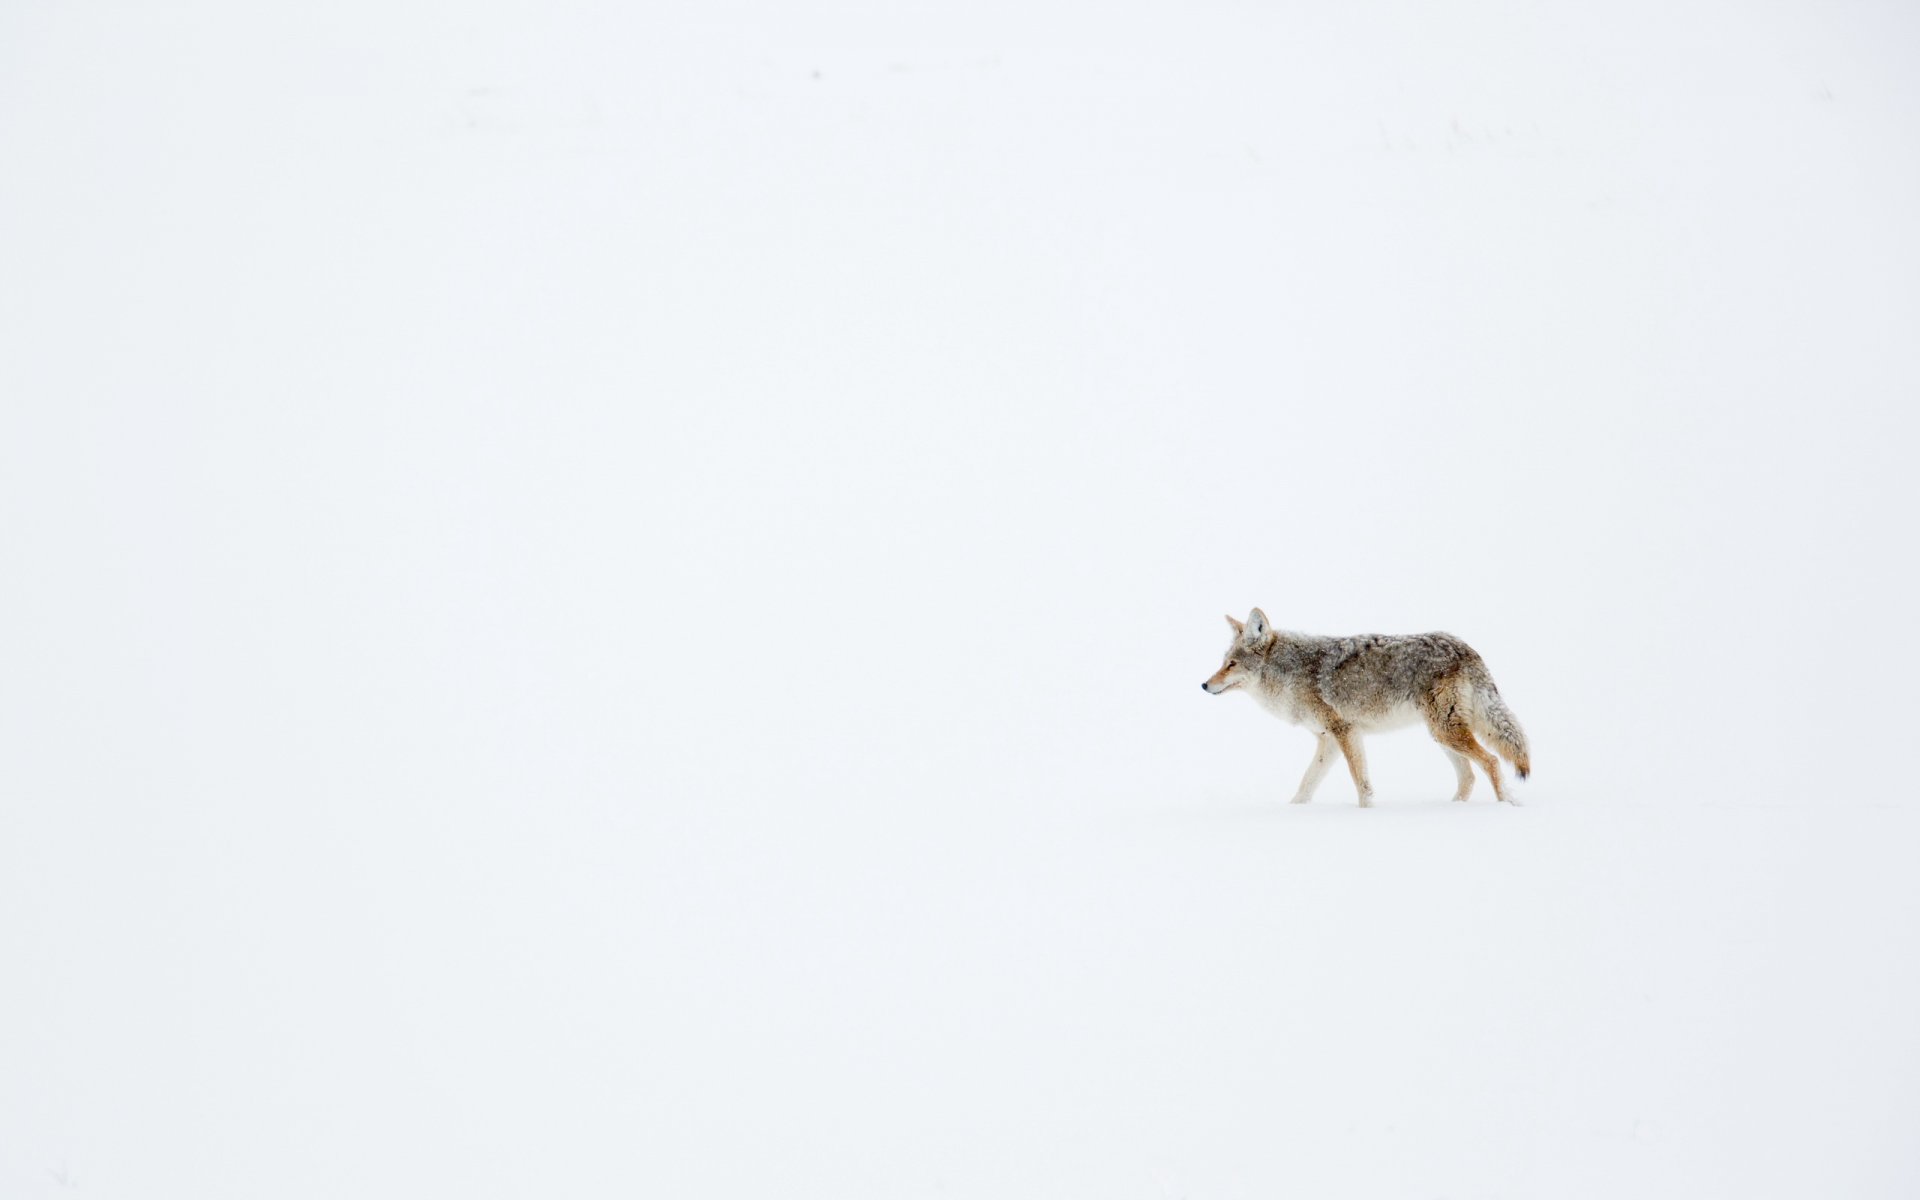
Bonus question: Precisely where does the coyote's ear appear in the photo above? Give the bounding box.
[1247,608,1269,638]
[1224,614,1245,635]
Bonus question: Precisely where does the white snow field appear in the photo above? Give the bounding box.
[4,1,1919,1197]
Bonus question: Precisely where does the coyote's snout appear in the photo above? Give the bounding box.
[1200,660,1249,695]
[1202,608,1531,807]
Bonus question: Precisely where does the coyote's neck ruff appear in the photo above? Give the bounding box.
[1202,608,1530,808]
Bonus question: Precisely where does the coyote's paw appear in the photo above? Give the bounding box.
[1288,793,1314,805]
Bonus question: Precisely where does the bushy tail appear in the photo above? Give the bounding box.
[1470,683,1531,780]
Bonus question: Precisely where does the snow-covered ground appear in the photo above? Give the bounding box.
[4,2,1919,1196]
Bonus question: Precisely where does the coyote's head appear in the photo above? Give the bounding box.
[1201,608,1270,695]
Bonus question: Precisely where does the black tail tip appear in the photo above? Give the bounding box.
[1517,766,1531,781]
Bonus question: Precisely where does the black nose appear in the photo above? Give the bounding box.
[1200,682,1209,692]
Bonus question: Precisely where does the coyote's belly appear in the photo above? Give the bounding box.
[1251,686,1424,734]
[1343,699,1426,733]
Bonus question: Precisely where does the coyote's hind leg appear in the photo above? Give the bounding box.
[1432,720,1512,804]
[1442,747,1476,802]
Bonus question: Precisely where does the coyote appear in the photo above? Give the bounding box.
[1201,609,1531,807]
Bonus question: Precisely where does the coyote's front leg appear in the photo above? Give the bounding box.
[1290,732,1338,804]
[1330,724,1375,808]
